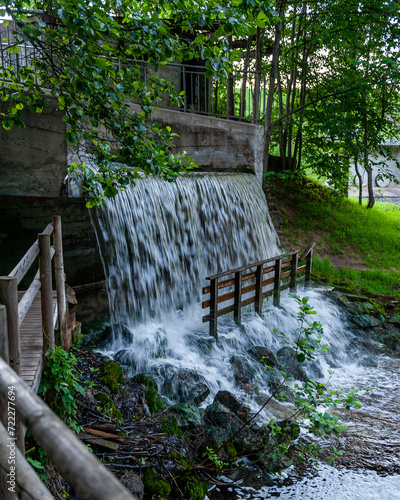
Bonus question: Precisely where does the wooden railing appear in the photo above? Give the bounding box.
[0,216,67,452]
[0,216,66,380]
[0,358,136,500]
[202,243,315,338]
[0,216,137,499]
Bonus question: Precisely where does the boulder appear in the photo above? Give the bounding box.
[162,371,210,405]
[119,471,144,499]
[276,346,323,382]
[114,349,137,369]
[98,324,133,348]
[276,346,307,381]
[204,403,263,454]
[213,391,251,422]
[168,402,204,429]
[230,355,256,385]
[248,346,276,367]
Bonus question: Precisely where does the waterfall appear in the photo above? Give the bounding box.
[92,172,400,498]
[92,172,360,404]
[93,173,280,325]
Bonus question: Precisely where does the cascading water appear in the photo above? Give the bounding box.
[93,173,280,324]
[92,172,400,499]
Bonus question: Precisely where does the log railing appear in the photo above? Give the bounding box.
[0,216,67,450]
[0,217,137,499]
[0,358,136,500]
[202,243,315,339]
[0,216,67,368]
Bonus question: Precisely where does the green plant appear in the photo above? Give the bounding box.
[38,346,85,430]
[221,295,365,470]
[25,446,48,481]
[202,446,229,475]
[265,295,363,464]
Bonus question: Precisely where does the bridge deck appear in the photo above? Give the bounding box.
[19,291,57,393]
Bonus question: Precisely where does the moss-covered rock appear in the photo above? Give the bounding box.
[130,374,163,414]
[94,392,122,421]
[100,360,124,394]
[161,415,183,437]
[168,402,204,429]
[143,468,171,500]
[174,473,208,500]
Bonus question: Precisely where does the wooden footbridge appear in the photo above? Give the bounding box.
[0,216,136,499]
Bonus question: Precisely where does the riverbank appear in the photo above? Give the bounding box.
[266,176,400,306]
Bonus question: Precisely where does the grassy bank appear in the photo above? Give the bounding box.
[269,177,400,303]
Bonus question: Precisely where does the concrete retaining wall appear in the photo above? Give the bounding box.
[0,103,68,197]
[149,108,265,180]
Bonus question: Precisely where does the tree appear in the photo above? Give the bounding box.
[0,0,275,205]
[261,0,400,208]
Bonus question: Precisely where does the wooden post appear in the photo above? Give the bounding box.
[255,264,263,316]
[290,252,299,293]
[234,270,243,326]
[52,215,66,347]
[38,233,54,352]
[305,247,313,287]
[0,280,23,453]
[273,258,282,307]
[209,278,218,340]
[0,306,9,365]
[0,278,20,375]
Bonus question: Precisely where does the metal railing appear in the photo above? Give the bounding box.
[1,21,266,123]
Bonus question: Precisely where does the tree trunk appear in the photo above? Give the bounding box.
[366,162,374,208]
[240,37,252,120]
[354,155,363,205]
[262,0,285,188]
[252,27,264,123]
[226,36,235,118]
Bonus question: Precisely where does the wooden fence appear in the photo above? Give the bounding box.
[0,216,66,390]
[202,243,315,338]
[0,216,137,499]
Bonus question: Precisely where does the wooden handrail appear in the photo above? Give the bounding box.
[205,250,299,281]
[0,216,67,455]
[17,247,55,326]
[299,242,315,261]
[9,241,40,286]
[202,244,314,338]
[0,358,136,500]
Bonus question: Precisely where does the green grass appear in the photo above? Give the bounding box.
[275,177,400,301]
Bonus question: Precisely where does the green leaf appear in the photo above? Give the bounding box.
[296,353,306,363]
